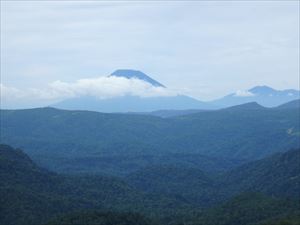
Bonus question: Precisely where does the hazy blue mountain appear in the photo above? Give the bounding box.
[277,99,300,109]
[127,109,209,118]
[52,69,216,112]
[110,69,165,87]
[52,95,215,113]
[211,85,300,107]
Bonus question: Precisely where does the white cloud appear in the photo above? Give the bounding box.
[234,90,255,97]
[0,76,177,103]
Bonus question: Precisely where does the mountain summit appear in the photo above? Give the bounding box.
[110,69,165,88]
[52,69,214,112]
[212,85,300,107]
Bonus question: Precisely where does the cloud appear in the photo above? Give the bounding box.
[234,90,255,97]
[0,76,177,104]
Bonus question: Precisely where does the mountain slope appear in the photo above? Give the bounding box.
[0,144,193,225]
[277,99,300,109]
[221,148,300,199]
[45,211,158,225]
[186,192,299,225]
[127,165,217,206]
[1,103,299,175]
[212,86,300,107]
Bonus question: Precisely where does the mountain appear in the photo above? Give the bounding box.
[185,192,299,225]
[0,144,195,225]
[1,144,300,225]
[211,85,300,107]
[277,99,300,109]
[126,149,300,210]
[222,102,265,111]
[127,109,208,118]
[1,103,299,176]
[52,69,216,112]
[45,211,158,225]
[127,165,216,206]
[221,148,300,199]
[110,69,165,87]
[52,95,214,113]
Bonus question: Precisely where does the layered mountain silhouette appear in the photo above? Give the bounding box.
[52,69,215,112]
[212,85,300,108]
[52,70,299,112]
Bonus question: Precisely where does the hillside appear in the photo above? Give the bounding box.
[221,148,300,199]
[45,211,158,225]
[127,165,217,207]
[1,104,299,175]
[277,99,300,109]
[0,144,194,225]
[185,192,299,225]
[1,144,299,225]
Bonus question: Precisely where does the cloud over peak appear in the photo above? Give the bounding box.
[1,75,177,108]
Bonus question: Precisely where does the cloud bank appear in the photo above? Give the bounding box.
[1,76,177,108]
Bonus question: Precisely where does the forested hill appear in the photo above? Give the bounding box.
[1,103,299,168]
[0,144,194,225]
[221,148,300,199]
[1,144,299,225]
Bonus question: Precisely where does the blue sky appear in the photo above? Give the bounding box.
[1,1,299,107]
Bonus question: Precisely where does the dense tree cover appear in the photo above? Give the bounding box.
[0,144,195,225]
[45,211,158,225]
[258,211,300,225]
[127,165,219,207]
[221,148,300,199]
[0,104,299,175]
[1,144,299,225]
[181,192,300,225]
[126,149,300,207]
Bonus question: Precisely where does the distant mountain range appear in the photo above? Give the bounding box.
[212,85,300,108]
[52,69,300,112]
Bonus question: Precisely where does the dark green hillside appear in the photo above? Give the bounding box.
[166,106,299,159]
[1,144,300,225]
[222,149,300,199]
[1,104,299,175]
[45,211,158,225]
[258,211,300,225]
[0,144,195,225]
[38,153,243,177]
[127,165,217,206]
[184,193,299,225]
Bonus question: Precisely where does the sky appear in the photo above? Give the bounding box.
[1,1,299,108]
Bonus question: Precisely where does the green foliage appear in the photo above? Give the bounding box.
[0,144,194,225]
[221,149,300,199]
[45,211,158,225]
[258,211,300,225]
[183,193,300,225]
[127,165,219,207]
[0,106,299,176]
